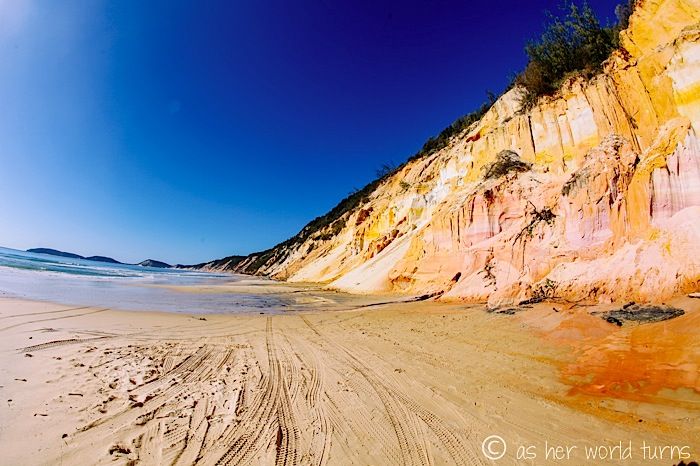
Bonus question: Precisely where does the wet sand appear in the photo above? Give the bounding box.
[0,286,698,465]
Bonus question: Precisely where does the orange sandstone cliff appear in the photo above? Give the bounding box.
[207,0,700,305]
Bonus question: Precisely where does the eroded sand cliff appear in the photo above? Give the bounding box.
[211,0,700,305]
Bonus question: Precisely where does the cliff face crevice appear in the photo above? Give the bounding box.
[205,0,700,304]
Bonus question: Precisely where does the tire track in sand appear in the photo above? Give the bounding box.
[72,346,216,440]
[272,324,300,466]
[174,398,210,466]
[299,315,426,465]
[0,308,109,332]
[17,336,112,352]
[0,306,91,320]
[300,315,481,466]
[280,333,332,466]
[204,318,300,466]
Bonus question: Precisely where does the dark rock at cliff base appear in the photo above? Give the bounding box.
[598,304,684,325]
[137,259,172,268]
[487,306,530,315]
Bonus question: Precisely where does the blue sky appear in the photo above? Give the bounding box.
[0,0,621,264]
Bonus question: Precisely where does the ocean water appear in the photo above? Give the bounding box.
[0,247,283,313]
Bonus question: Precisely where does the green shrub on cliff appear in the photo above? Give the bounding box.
[483,150,532,180]
[516,1,635,109]
[614,0,635,31]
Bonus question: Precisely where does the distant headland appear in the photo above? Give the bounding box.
[26,248,172,268]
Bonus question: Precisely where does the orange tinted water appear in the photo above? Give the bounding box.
[522,301,700,406]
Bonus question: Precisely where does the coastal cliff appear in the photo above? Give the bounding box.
[205,0,700,305]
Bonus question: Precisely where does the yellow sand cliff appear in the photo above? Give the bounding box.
[221,0,700,305]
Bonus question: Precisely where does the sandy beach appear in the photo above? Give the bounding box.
[3,0,700,464]
[0,283,698,465]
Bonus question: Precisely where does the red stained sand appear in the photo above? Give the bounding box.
[522,301,700,406]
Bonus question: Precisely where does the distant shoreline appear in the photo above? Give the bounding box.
[26,247,172,268]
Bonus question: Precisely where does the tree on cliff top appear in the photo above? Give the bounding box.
[516,0,635,109]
